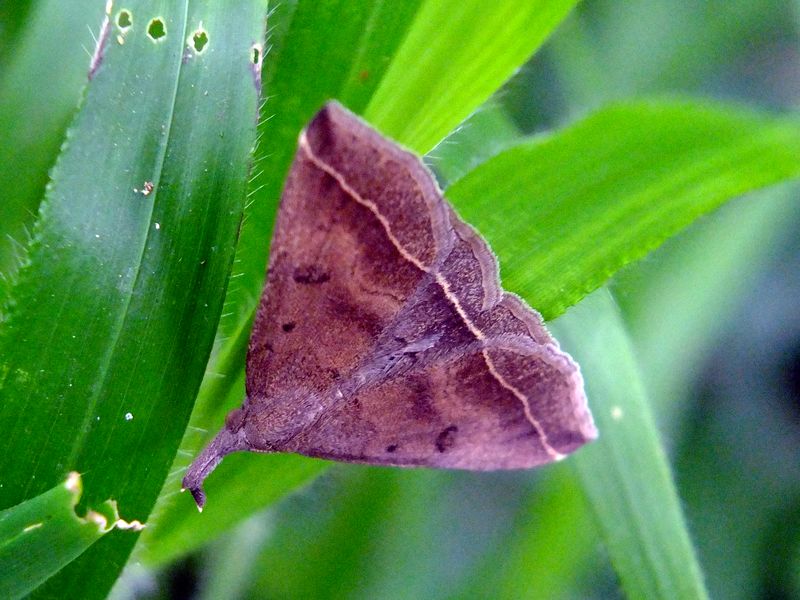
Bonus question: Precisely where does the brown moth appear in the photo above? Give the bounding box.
[183,102,596,509]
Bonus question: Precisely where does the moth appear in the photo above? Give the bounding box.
[183,102,596,509]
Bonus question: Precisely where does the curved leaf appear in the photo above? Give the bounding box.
[0,0,101,279]
[446,100,800,319]
[365,0,579,152]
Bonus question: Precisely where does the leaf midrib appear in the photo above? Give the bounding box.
[63,2,192,472]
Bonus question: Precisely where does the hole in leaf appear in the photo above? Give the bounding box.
[192,30,208,52]
[117,10,132,29]
[251,44,260,65]
[147,18,166,41]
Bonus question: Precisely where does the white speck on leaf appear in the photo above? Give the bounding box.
[64,471,81,493]
[125,412,133,421]
[611,406,624,420]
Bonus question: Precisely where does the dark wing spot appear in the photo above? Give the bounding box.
[386,444,398,453]
[436,425,458,452]
[282,322,296,332]
[293,264,331,285]
[409,378,436,420]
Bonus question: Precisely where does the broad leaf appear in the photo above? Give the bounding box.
[0,1,262,596]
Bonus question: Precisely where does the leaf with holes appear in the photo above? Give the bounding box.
[0,1,263,597]
[0,473,143,600]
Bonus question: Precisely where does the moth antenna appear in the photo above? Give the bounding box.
[182,427,248,510]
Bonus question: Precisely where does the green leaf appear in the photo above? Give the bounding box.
[0,1,262,596]
[552,290,708,599]
[0,472,143,600]
[425,101,523,185]
[146,0,576,563]
[364,0,579,152]
[446,100,800,320]
[0,1,33,64]
[0,0,102,279]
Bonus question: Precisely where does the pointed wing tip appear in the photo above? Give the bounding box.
[553,420,598,460]
[569,361,598,443]
[554,387,599,457]
[574,395,599,445]
[320,99,347,114]
[311,100,352,131]
[582,417,599,442]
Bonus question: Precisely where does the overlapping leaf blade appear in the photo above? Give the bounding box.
[0,0,102,280]
[364,0,579,152]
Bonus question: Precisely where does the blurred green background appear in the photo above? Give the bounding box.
[2,0,799,598]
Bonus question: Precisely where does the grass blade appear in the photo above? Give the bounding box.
[0,0,102,278]
[551,290,708,599]
[364,0,579,152]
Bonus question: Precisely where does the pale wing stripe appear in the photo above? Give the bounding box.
[299,133,427,272]
[299,132,562,460]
